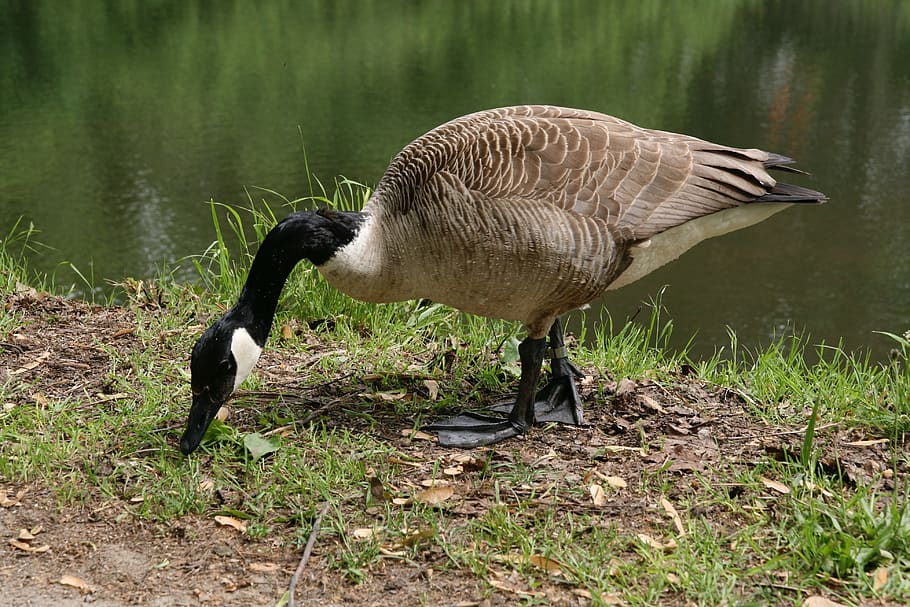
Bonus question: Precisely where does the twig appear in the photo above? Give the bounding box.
[295,397,348,427]
[288,502,331,607]
[722,421,841,441]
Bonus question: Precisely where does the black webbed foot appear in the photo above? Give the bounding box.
[424,412,523,448]
[491,371,584,426]
[491,322,585,426]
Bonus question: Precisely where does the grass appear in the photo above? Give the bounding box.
[1,179,909,605]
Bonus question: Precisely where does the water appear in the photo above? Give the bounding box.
[2,1,909,359]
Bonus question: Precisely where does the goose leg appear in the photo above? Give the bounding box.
[531,320,585,425]
[490,320,584,424]
[425,335,548,448]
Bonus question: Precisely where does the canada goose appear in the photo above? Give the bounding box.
[179,105,825,455]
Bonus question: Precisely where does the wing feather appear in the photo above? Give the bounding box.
[370,105,820,241]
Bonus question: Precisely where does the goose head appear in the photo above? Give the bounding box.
[180,319,262,454]
[178,209,365,455]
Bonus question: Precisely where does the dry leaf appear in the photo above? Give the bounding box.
[759,476,791,494]
[600,445,645,455]
[10,351,51,375]
[280,324,294,339]
[589,483,607,506]
[0,488,27,508]
[443,466,463,476]
[660,498,686,536]
[248,562,280,573]
[214,515,247,533]
[594,471,628,488]
[415,485,454,505]
[487,576,546,598]
[844,438,889,447]
[215,406,230,422]
[419,479,450,487]
[637,533,677,552]
[17,528,36,541]
[872,566,888,590]
[111,327,136,338]
[392,497,412,506]
[59,575,94,594]
[423,379,439,401]
[528,554,573,577]
[802,597,848,607]
[9,539,50,553]
[389,454,425,466]
[640,394,667,414]
[352,528,376,540]
[361,390,408,402]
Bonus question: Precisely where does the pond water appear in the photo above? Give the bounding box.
[2,1,909,359]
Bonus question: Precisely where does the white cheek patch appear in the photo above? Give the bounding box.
[230,327,262,393]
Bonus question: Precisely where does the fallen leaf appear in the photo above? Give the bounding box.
[872,566,888,590]
[802,597,848,607]
[9,350,51,375]
[215,406,230,422]
[594,471,628,488]
[214,515,247,533]
[17,528,36,541]
[487,575,546,598]
[640,394,667,414]
[9,539,50,553]
[392,497,412,506]
[759,476,791,495]
[589,483,607,506]
[414,485,454,505]
[599,445,645,455]
[660,498,686,536]
[280,324,294,339]
[844,438,889,447]
[423,379,439,401]
[0,488,26,508]
[389,454,425,466]
[352,528,376,540]
[616,378,638,395]
[59,575,94,594]
[361,390,408,402]
[443,466,463,476]
[637,533,677,552]
[528,554,573,577]
[111,327,136,338]
[243,432,280,461]
[248,562,281,573]
[419,478,450,487]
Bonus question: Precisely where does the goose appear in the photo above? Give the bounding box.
[179,105,825,455]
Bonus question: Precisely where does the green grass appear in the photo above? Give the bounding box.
[1,181,909,606]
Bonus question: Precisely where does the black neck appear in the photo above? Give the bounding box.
[228,209,364,344]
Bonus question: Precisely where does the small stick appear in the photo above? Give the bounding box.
[288,502,331,607]
[722,421,841,441]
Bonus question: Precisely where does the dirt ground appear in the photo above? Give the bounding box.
[1,291,905,606]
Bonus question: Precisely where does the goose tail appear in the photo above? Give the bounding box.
[759,154,827,203]
[755,181,827,204]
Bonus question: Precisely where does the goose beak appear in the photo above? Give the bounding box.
[179,392,220,455]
